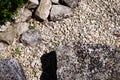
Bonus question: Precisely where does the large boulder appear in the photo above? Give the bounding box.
[56,42,120,80]
[0,59,26,80]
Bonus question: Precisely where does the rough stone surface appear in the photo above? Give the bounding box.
[29,0,39,5]
[14,22,29,35]
[35,0,51,20]
[60,0,79,8]
[0,59,26,80]
[20,29,42,46]
[57,42,120,80]
[50,5,72,21]
[27,0,39,9]
[0,26,16,45]
[15,9,32,23]
[0,42,7,54]
[0,22,11,32]
[51,0,59,4]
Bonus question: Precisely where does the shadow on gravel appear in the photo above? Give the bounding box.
[40,51,57,80]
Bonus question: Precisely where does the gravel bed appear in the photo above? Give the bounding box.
[0,1,120,80]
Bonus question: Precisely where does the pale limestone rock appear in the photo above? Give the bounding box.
[35,0,52,20]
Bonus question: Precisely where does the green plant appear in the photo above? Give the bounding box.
[29,25,35,29]
[0,0,25,24]
[0,56,3,60]
[15,47,21,55]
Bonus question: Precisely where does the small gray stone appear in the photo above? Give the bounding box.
[51,0,59,4]
[0,59,26,80]
[50,5,73,21]
[60,0,79,8]
[35,0,51,20]
[57,42,120,80]
[0,26,16,45]
[20,29,42,46]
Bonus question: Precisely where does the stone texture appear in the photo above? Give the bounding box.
[27,0,39,9]
[56,42,120,80]
[59,0,79,8]
[35,0,51,20]
[15,9,32,23]
[50,5,72,21]
[51,0,59,4]
[0,22,11,32]
[0,59,26,80]
[0,42,7,54]
[29,0,39,5]
[0,26,16,45]
[14,22,29,35]
[20,29,42,46]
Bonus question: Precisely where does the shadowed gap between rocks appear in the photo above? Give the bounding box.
[40,51,57,80]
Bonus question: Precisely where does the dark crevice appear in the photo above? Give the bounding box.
[40,51,57,80]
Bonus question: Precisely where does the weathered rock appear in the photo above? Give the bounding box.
[27,0,39,9]
[0,42,7,54]
[56,42,120,80]
[0,22,11,32]
[20,29,42,46]
[35,0,51,20]
[15,9,32,23]
[0,59,26,80]
[50,5,72,21]
[0,26,16,45]
[51,0,59,4]
[14,22,29,35]
[59,0,79,8]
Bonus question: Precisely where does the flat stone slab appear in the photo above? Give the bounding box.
[56,42,120,80]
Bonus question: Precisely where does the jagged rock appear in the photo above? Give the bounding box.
[0,26,16,45]
[20,29,42,46]
[56,42,120,80]
[50,5,72,21]
[59,0,79,8]
[27,0,39,9]
[14,22,29,35]
[35,0,51,20]
[15,9,32,23]
[0,59,26,80]
[51,0,59,4]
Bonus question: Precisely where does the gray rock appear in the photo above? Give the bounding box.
[15,9,32,23]
[0,42,7,54]
[57,42,120,80]
[60,0,79,8]
[20,29,42,46]
[0,26,16,45]
[51,0,59,4]
[0,59,26,80]
[35,0,51,20]
[14,22,29,35]
[0,22,11,32]
[27,0,39,9]
[50,5,73,21]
